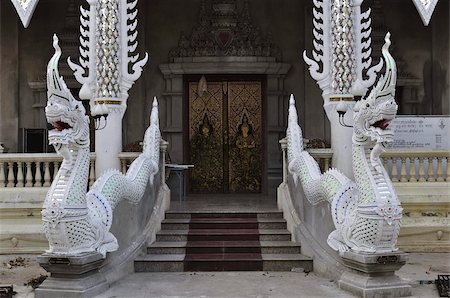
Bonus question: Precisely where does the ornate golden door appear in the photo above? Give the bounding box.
[188,80,262,193]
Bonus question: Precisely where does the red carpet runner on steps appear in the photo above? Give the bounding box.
[184,213,263,271]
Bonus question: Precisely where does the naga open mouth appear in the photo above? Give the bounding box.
[52,121,72,132]
[373,119,391,130]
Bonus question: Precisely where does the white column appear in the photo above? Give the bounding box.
[324,103,354,177]
[95,105,125,176]
[69,0,147,175]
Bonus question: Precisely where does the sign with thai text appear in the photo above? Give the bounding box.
[390,116,450,150]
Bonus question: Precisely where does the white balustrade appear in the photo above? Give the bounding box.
[118,152,140,174]
[279,138,334,180]
[1,149,447,189]
[381,150,449,182]
[0,153,96,188]
[307,148,333,173]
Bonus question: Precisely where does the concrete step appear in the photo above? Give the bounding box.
[134,253,312,272]
[161,218,287,230]
[156,229,292,242]
[136,208,309,273]
[148,240,301,255]
[164,211,283,220]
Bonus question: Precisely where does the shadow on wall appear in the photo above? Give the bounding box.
[285,175,346,280]
[422,60,448,115]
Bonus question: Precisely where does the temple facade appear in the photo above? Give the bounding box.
[1,0,449,195]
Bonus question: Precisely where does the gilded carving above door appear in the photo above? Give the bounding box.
[169,0,280,60]
[188,80,262,193]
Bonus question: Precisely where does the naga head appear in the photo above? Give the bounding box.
[46,35,89,151]
[353,33,398,146]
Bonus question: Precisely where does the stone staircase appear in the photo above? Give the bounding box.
[134,210,312,272]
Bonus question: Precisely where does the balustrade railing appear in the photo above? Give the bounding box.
[1,149,447,189]
[279,138,448,184]
[306,148,333,173]
[279,138,333,184]
[118,152,140,173]
[381,150,449,182]
[0,153,96,188]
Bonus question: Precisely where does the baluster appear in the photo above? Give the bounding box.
[436,156,444,182]
[408,157,415,182]
[17,161,24,187]
[53,162,60,182]
[324,157,330,171]
[427,157,435,182]
[418,157,426,182]
[391,157,399,182]
[6,162,14,187]
[89,160,95,186]
[121,159,127,174]
[25,162,33,187]
[0,162,5,187]
[446,157,450,182]
[35,161,43,187]
[400,157,408,182]
[43,162,51,187]
[382,157,389,175]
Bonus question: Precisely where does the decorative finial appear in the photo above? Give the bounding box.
[289,94,295,106]
[52,34,61,53]
[150,97,159,125]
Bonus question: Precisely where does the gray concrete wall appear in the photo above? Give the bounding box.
[0,0,448,153]
[0,2,20,152]
[378,0,449,115]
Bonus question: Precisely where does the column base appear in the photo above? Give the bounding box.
[35,252,108,298]
[338,250,412,298]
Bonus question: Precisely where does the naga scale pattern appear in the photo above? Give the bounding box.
[42,36,160,257]
[288,34,403,253]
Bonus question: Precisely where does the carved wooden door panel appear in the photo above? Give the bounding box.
[188,81,262,193]
[227,82,262,192]
[188,82,224,192]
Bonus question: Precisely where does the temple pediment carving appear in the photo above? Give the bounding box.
[169,0,281,61]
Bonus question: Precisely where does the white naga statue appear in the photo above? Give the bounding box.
[287,33,403,253]
[42,35,160,257]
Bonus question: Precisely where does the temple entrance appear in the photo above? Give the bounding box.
[187,76,264,193]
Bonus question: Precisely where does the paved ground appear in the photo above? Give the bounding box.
[1,252,448,297]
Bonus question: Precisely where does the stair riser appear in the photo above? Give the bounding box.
[148,247,186,254]
[156,234,290,242]
[259,222,286,229]
[186,247,261,254]
[260,234,291,241]
[165,213,283,220]
[165,213,190,219]
[261,246,301,254]
[161,222,286,230]
[156,234,188,241]
[187,234,260,242]
[257,213,283,219]
[134,260,313,272]
[147,246,301,255]
[162,223,257,230]
[191,213,258,219]
[185,261,263,271]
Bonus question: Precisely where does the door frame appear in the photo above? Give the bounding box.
[183,74,267,194]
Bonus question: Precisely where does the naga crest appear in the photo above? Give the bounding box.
[46,34,89,149]
[353,33,398,146]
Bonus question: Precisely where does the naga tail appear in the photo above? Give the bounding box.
[85,98,161,256]
[286,94,351,204]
